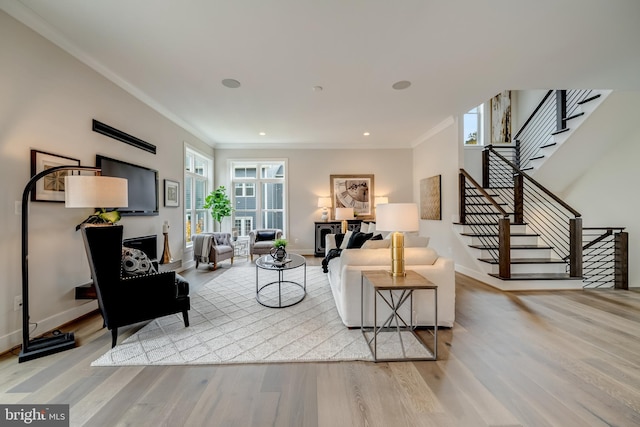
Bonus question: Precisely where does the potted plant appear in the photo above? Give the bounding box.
[203,185,233,231]
[75,209,122,230]
[271,238,288,261]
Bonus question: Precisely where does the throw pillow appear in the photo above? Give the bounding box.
[122,246,157,277]
[346,232,374,249]
[405,235,430,247]
[339,230,353,249]
[334,233,346,249]
[370,233,383,241]
[255,230,276,242]
[361,239,391,249]
[367,222,376,234]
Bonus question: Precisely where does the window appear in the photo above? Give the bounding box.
[185,147,213,246]
[231,160,287,237]
[464,104,484,145]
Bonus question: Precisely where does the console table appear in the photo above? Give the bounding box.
[314,220,362,256]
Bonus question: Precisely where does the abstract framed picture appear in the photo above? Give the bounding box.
[491,90,512,144]
[420,175,441,220]
[164,179,180,207]
[30,150,81,202]
[330,174,374,220]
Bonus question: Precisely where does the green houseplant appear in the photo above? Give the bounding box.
[273,238,288,249]
[75,209,122,230]
[203,185,234,231]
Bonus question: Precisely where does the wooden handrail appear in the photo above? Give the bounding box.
[459,169,509,217]
[486,146,582,217]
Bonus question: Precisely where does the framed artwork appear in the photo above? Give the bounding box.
[164,179,180,207]
[491,90,512,144]
[420,175,441,220]
[30,150,81,202]
[330,174,374,220]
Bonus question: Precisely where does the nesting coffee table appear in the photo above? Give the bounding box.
[255,253,306,308]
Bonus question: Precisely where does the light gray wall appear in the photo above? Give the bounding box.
[0,12,212,352]
[213,149,413,254]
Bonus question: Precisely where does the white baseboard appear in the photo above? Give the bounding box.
[0,300,99,355]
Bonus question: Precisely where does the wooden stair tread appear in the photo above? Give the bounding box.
[551,128,570,136]
[577,94,601,104]
[469,244,552,250]
[478,258,566,265]
[488,273,582,281]
[565,112,585,121]
[540,142,557,149]
[461,232,538,237]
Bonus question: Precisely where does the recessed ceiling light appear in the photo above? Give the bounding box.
[312,86,323,92]
[222,78,241,88]
[392,80,411,90]
[259,132,266,136]
[363,132,370,136]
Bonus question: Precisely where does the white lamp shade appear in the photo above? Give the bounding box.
[334,207,354,220]
[374,196,389,206]
[64,175,128,208]
[317,197,332,208]
[375,203,419,232]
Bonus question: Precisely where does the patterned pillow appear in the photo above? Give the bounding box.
[122,246,157,276]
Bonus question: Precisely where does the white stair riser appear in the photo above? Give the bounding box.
[466,235,539,246]
[485,262,567,275]
[455,224,528,235]
[470,247,553,259]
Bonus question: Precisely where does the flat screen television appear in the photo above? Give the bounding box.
[96,155,159,216]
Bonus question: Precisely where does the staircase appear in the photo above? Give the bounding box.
[456,89,627,291]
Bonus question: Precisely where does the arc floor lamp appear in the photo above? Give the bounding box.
[19,165,127,363]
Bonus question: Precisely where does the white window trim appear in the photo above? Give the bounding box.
[229,158,288,237]
[184,143,214,249]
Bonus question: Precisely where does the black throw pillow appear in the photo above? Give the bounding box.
[346,232,374,249]
[255,230,276,242]
[370,233,383,241]
[334,233,346,248]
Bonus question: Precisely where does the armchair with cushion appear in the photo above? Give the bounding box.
[249,229,283,260]
[81,225,190,348]
[192,232,234,269]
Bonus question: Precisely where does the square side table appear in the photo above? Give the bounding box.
[361,270,438,362]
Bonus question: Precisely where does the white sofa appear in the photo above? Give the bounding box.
[325,234,455,328]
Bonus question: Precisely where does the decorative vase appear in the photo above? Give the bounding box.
[270,246,287,261]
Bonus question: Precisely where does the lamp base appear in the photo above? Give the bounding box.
[18,333,75,363]
[389,231,406,277]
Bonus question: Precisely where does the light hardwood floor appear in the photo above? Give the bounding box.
[2,257,640,426]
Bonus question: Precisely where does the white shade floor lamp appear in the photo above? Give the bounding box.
[375,203,420,277]
[19,166,127,363]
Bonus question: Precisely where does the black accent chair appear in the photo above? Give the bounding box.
[81,225,190,348]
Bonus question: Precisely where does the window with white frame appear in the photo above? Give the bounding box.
[464,104,484,145]
[231,160,286,237]
[185,147,213,246]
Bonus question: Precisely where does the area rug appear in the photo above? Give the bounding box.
[91,264,430,366]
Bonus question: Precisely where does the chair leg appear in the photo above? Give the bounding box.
[195,259,199,268]
[182,310,190,327]
[111,328,118,348]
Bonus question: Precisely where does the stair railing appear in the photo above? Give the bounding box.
[483,146,582,278]
[514,89,599,171]
[582,227,628,289]
[459,169,512,278]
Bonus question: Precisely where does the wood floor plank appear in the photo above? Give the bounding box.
[1,265,640,426]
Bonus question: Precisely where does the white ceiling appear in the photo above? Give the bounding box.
[4,0,640,149]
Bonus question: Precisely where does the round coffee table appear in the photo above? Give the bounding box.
[255,253,306,308]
